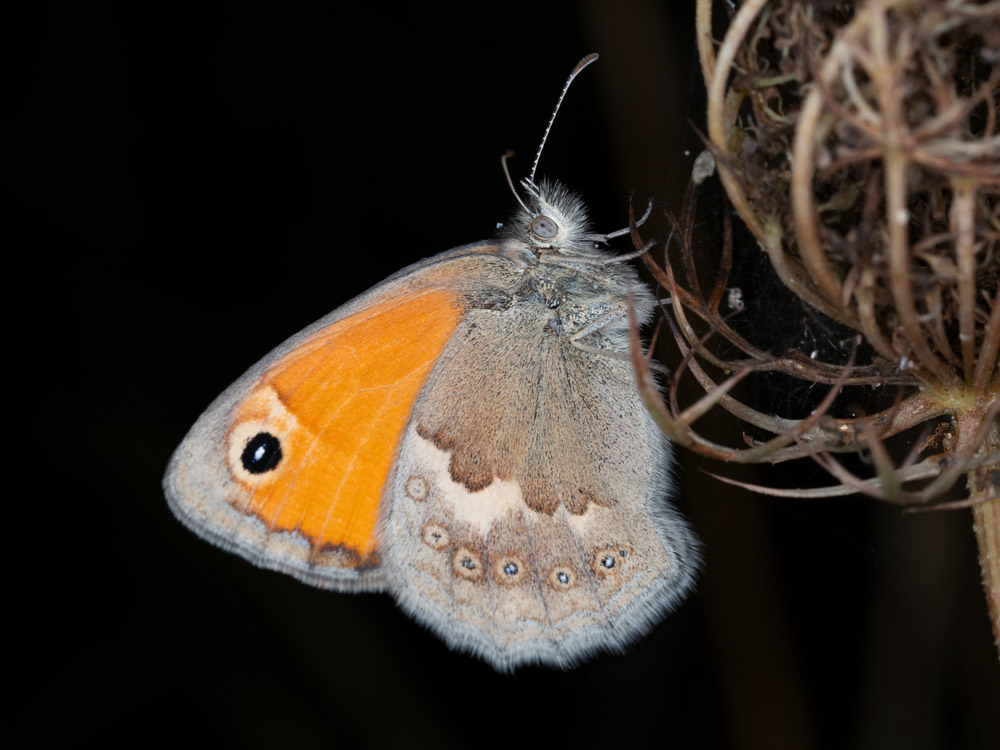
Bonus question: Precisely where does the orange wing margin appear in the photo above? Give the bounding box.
[225,289,463,561]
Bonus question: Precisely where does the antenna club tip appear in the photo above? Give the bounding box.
[573,53,599,74]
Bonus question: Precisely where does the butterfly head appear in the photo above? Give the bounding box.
[503,178,601,258]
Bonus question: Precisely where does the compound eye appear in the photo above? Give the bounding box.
[530,215,559,239]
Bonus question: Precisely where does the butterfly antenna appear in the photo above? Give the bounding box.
[528,53,599,186]
[501,150,531,214]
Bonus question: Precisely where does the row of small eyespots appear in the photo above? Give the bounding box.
[454,544,577,590]
[421,520,631,590]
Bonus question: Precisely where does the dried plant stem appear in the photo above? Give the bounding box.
[856,267,904,362]
[970,416,1000,654]
[702,0,768,243]
[974,286,1000,393]
[695,0,715,88]
[791,11,873,313]
[952,178,978,382]
[872,1,962,389]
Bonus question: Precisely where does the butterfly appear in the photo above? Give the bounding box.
[163,54,699,671]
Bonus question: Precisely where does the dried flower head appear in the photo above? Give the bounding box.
[633,0,999,652]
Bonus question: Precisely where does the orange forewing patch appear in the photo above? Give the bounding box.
[227,289,463,559]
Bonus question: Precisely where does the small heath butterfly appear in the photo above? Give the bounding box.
[164,55,699,670]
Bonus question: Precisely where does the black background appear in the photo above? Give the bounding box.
[15,2,999,748]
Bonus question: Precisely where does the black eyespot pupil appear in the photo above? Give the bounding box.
[504,562,518,575]
[241,432,282,474]
[602,556,615,569]
[557,571,569,584]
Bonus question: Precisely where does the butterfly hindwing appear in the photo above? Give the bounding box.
[380,269,699,669]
